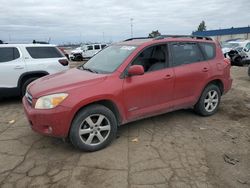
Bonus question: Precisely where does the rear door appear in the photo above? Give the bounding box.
[123,44,175,121]
[170,42,210,108]
[0,47,26,88]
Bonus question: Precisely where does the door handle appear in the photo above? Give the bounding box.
[202,67,209,72]
[14,66,24,70]
[163,74,173,80]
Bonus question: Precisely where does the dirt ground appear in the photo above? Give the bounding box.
[0,66,249,188]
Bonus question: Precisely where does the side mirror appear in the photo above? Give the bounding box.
[128,65,144,76]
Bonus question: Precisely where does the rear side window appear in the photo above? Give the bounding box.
[94,45,100,50]
[26,47,63,59]
[101,44,107,49]
[0,47,20,62]
[199,43,215,60]
[171,43,203,66]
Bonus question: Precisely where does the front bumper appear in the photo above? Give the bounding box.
[22,97,72,138]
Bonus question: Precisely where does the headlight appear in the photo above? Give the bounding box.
[35,93,68,109]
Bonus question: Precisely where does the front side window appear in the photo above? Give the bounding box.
[171,43,203,66]
[199,43,215,60]
[81,45,137,73]
[0,47,20,62]
[245,43,250,50]
[87,46,93,50]
[26,47,63,59]
[131,44,167,72]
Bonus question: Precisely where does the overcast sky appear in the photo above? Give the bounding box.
[0,0,249,44]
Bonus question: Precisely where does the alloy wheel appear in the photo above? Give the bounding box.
[78,114,111,146]
[204,90,219,112]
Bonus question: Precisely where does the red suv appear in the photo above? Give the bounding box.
[23,35,232,151]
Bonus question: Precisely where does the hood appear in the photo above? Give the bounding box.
[71,48,83,54]
[28,68,107,98]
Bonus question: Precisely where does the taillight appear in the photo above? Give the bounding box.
[224,58,231,66]
[58,59,69,66]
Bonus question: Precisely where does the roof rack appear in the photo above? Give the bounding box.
[32,40,49,44]
[155,35,213,41]
[124,37,153,41]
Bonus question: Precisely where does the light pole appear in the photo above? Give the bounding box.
[130,18,133,38]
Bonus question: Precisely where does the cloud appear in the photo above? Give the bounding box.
[0,0,249,44]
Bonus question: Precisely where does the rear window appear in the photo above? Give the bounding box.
[0,47,20,62]
[26,47,63,59]
[101,44,107,49]
[199,43,215,60]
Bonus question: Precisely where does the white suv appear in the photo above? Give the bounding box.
[69,43,107,61]
[0,43,69,97]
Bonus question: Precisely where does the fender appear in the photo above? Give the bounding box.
[18,71,49,88]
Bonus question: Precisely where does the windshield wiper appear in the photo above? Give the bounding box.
[81,66,98,73]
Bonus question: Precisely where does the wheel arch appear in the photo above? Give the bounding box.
[202,79,224,96]
[18,71,49,88]
[70,99,123,129]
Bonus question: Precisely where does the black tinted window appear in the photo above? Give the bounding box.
[0,47,20,62]
[87,46,93,50]
[101,45,107,49]
[171,43,203,66]
[199,43,215,60]
[94,45,100,50]
[26,47,63,59]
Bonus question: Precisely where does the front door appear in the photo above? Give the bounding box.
[122,44,174,121]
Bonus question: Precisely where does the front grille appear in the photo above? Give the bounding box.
[25,91,33,106]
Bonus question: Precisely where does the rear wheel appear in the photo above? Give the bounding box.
[194,84,221,116]
[70,104,117,151]
[248,66,250,77]
[21,77,39,97]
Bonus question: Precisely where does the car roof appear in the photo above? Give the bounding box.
[117,35,214,47]
[0,43,57,47]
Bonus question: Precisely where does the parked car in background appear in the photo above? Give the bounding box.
[0,43,69,98]
[222,40,250,66]
[69,43,107,61]
[23,35,232,151]
[221,40,250,53]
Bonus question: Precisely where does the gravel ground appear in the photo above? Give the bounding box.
[0,66,249,188]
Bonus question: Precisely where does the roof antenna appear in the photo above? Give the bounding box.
[48,37,51,44]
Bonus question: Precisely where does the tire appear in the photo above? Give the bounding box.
[75,55,83,61]
[21,77,39,97]
[194,84,221,116]
[248,66,250,77]
[70,104,118,151]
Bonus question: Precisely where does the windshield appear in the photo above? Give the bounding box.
[222,43,240,49]
[82,45,137,73]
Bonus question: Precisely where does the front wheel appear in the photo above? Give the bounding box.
[194,84,221,116]
[69,104,117,151]
[21,77,39,97]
